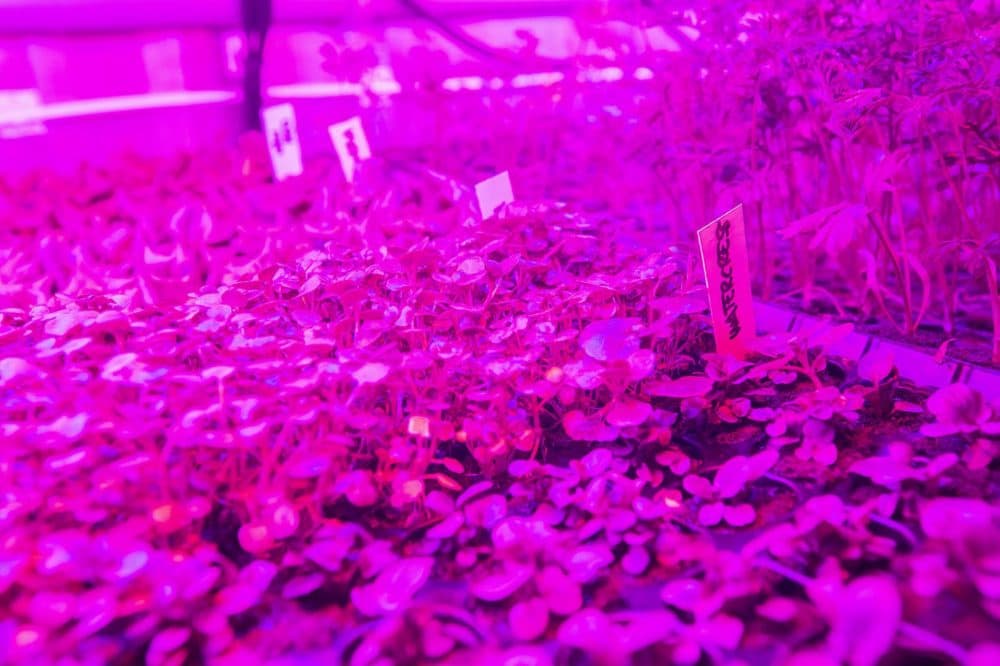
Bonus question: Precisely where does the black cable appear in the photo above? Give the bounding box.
[241,0,273,131]
[395,0,570,72]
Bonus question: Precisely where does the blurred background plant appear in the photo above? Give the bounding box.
[304,0,1000,361]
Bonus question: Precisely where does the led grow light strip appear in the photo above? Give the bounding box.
[0,88,47,138]
[266,82,365,99]
[0,90,237,126]
[266,79,403,99]
[577,66,624,83]
[268,66,653,99]
[510,71,564,88]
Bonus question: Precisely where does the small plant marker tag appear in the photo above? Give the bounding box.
[262,103,303,181]
[328,116,371,183]
[697,204,756,358]
[474,171,514,219]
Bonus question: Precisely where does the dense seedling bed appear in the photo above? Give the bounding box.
[2,1,1000,663]
[1,140,999,665]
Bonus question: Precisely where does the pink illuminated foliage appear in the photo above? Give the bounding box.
[1,0,1000,664]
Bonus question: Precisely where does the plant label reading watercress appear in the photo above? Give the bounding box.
[262,103,303,181]
[697,204,756,358]
[475,171,514,220]
[328,116,372,183]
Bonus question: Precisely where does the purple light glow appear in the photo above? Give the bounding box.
[2,1,1000,665]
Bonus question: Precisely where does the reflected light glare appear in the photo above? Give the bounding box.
[511,71,564,88]
[578,67,624,83]
[266,82,364,99]
[441,76,485,91]
[15,628,40,648]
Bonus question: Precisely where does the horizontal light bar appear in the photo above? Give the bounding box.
[0,90,237,125]
[266,77,403,99]
[266,82,365,99]
[511,71,565,88]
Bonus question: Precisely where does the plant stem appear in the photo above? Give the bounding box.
[985,256,1000,364]
[865,211,908,333]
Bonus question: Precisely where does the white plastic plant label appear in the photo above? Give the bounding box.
[262,103,303,181]
[697,203,756,359]
[142,38,185,91]
[474,171,514,220]
[328,116,371,183]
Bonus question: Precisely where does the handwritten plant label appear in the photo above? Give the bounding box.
[474,171,514,219]
[328,116,372,183]
[697,204,756,358]
[262,103,303,181]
